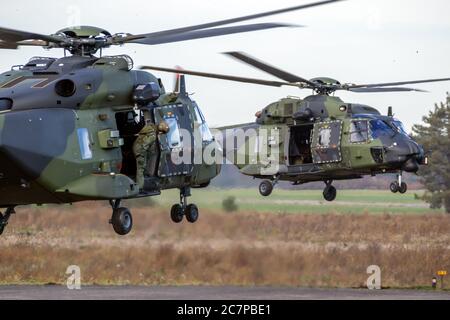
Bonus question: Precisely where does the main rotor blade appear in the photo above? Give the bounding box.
[0,26,62,46]
[1,39,49,49]
[224,51,316,86]
[125,0,344,42]
[0,41,18,49]
[127,23,299,45]
[347,87,427,93]
[140,65,300,88]
[348,77,450,89]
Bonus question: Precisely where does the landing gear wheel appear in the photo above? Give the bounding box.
[398,182,407,194]
[185,204,199,223]
[259,180,273,197]
[111,207,133,235]
[323,185,337,202]
[170,204,184,223]
[390,182,399,193]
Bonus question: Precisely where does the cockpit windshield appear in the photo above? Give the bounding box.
[369,119,395,139]
[392,119,409,136]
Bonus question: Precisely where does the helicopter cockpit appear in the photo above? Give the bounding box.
[391,119,409,136]
[351,114,410,140]
[369,119,396,139]
[349,114,424,172]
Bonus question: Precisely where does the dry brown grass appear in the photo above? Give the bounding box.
[0,202,449,288]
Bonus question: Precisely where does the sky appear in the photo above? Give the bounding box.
[1,0,449,131]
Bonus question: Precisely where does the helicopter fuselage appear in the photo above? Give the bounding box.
[0,55,220,206]
[220,94,426,185]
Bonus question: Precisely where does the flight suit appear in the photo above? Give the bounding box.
[133,122,157,189]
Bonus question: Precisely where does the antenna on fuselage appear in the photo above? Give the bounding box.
[179,75,187,96]
[173,65,182,93]
[388,106,393,117]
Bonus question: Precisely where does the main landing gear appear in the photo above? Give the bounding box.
[0,207,15,235]
[170,187,199,224]
[323,180,337,202]
[389,172,407,194]
[109,199,133,236]
[258,176,280,197]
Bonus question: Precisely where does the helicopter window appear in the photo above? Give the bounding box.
[77,128,92,160]
[350,120,369,143]
[369,119,395,139]
[165,117,181,148]
[200,123,214,142]
[392,120,409,136]
[193,105,204,123]
[318,127,332,147]
[194,104,214,142]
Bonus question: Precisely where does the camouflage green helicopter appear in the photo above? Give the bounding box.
[0,1,343,235]
[142,51,450,201]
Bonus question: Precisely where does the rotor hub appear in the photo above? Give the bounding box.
[309,77,341,95]
[56,26,111,39]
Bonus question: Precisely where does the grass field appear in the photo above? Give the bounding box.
[132,188,443,215]
[0,189,448,289]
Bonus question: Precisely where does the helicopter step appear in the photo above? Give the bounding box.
[389,172,408,194]
[142,176,161,193]
[0,207,16,235]
[170,187,199,224]
[323,180,337,202]
[258,176,280,197]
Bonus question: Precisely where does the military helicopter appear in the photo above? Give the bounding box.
[141,51,450,201]
[0,0,344,235]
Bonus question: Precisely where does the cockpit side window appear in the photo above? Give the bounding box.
[350,120,369,143]
[193,104,213,143]
[193,105,204,123]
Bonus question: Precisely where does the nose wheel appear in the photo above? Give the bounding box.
[323,181,337,202]
[170,187,199,223]
[390,172,408,194]
[170,204,184,223]
[185,204,199,223]
[390,181,407,194]
[109,199,133,235]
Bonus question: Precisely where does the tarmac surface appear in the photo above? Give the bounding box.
[0,285,449,300]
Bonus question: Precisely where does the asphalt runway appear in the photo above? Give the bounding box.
[0,285,449,300]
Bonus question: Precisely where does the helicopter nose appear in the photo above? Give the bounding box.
[413,143,427,167]
[385,138,424,173]
[401,140,424,173]
[405,139,421,157]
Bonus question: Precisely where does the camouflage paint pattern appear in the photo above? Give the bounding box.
[0,55,220,206]
[219,94,424,184]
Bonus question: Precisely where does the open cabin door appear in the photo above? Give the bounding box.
[311,120,342,164]
[153,104,193,178]
[288,124,314,165]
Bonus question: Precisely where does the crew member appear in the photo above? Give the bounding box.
[133,110,169,190]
